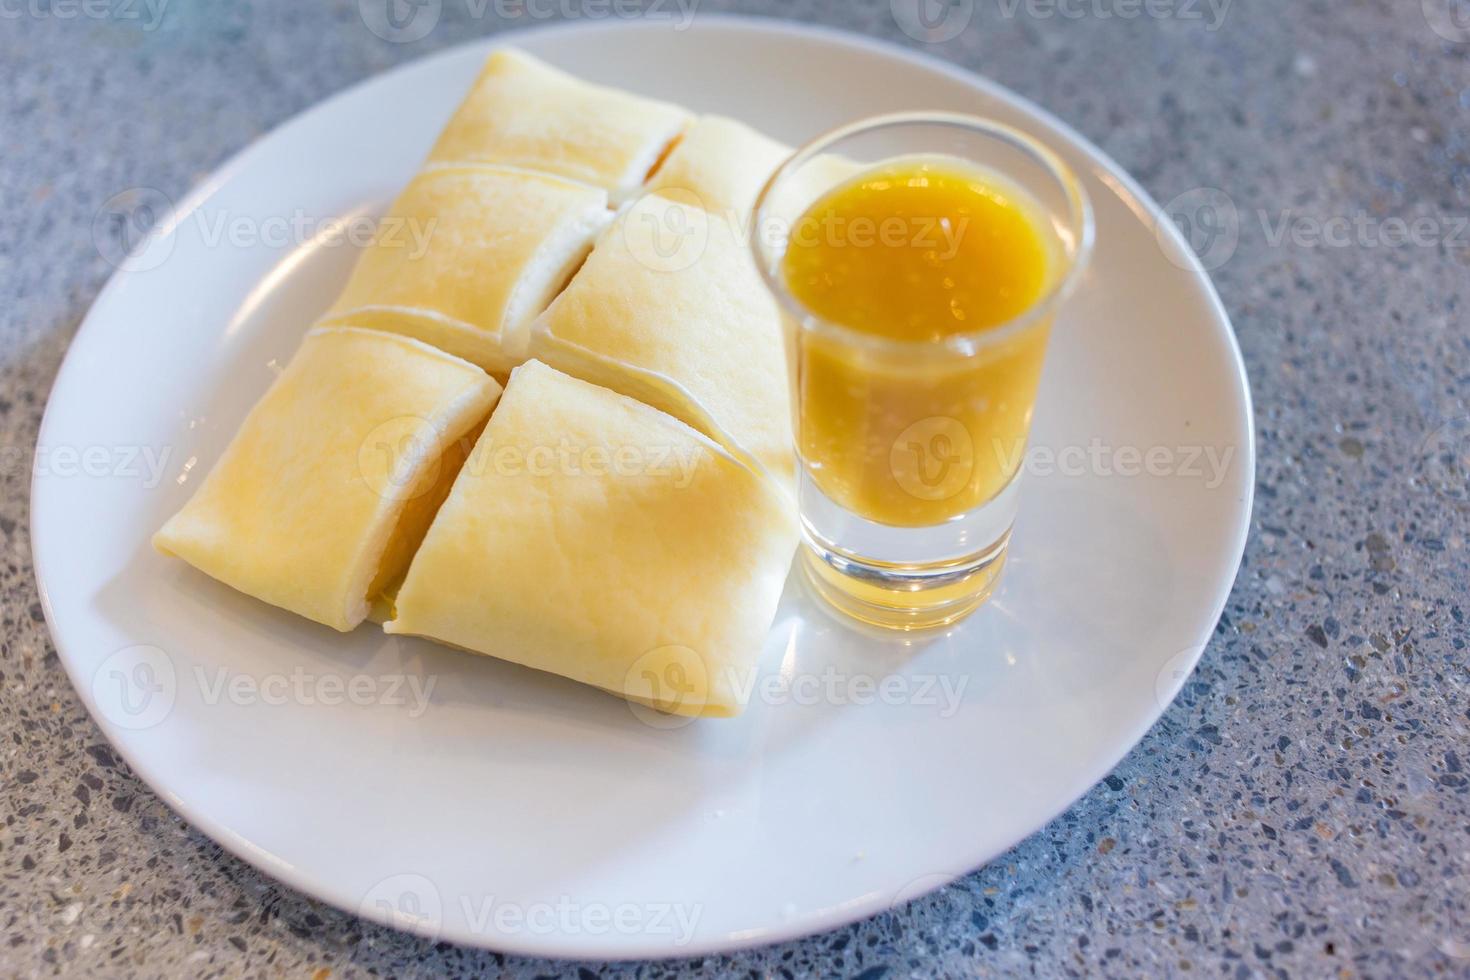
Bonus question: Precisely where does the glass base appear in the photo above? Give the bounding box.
[800,535,1009,631]
[796,470,1019,631]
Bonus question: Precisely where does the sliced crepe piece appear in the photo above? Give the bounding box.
[428,48,691,204]
[363,414,487,625]
[643,114,791,218]
[529,194,794,486]
[154,326,502,632]
[386,361,797,718]
[325,164,609,375]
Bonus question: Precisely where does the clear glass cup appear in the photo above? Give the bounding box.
[752,112,1094,631]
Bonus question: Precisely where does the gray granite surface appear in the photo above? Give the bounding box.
[3,0,1469,976]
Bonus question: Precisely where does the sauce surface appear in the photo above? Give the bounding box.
[781,160,1051,342]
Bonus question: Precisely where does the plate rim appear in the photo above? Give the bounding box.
[31,13,1256,959]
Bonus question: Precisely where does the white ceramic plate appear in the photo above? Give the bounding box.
[32,16,1253,959]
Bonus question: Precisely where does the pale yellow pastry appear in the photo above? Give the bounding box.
[324,164,609,375]
[428,48,690,204]
[154,326,502,632]
[386,361,797,718]
[643,114,791,218]
[528,194,794,486]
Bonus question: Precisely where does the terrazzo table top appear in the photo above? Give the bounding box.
[3,1,1468,976]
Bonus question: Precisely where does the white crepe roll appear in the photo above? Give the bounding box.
[325,164,610,376]
[386,361,796,718]
[529,194,794,487]
[644,114,792,219]
[154,326,502,631]
[429,48,691,204]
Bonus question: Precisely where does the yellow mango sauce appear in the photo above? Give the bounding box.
[781,157,1059,528]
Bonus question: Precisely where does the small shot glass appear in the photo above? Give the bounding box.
[753,112,1094,631]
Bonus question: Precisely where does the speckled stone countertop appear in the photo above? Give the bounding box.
[3,1,1468,977]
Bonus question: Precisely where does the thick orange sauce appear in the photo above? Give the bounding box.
[781,158,1058,527]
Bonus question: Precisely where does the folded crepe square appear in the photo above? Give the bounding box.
[386,361,797,718]
[154,326,502,632]
[529,194,794,486]
[324,164,609,375]
[428,49,690,204]
[643,114,791,218]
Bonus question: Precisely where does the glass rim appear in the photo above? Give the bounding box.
[752,110,1096,357]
